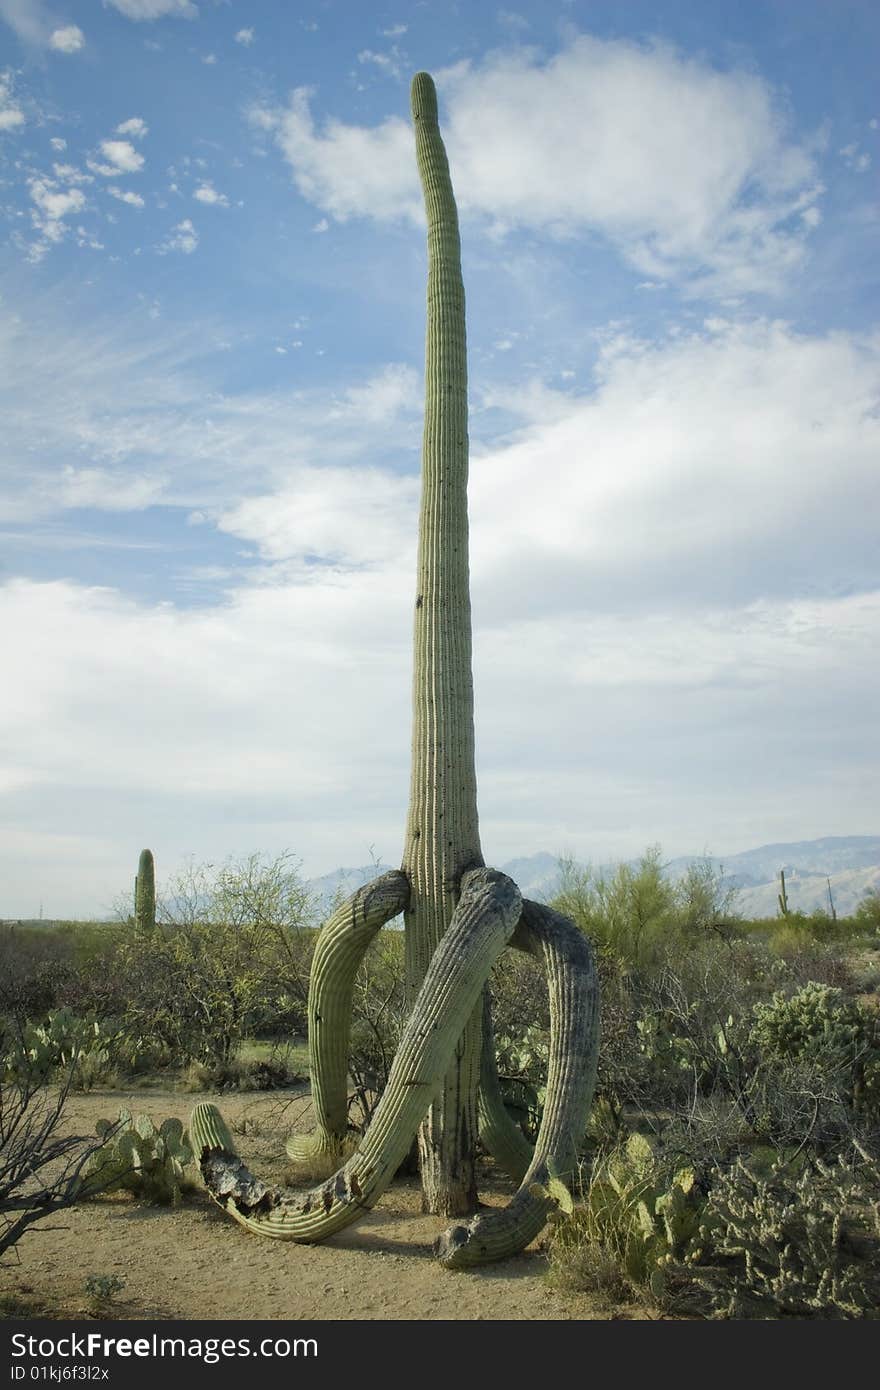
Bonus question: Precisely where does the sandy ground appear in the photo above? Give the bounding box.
[2,1086,643,1322]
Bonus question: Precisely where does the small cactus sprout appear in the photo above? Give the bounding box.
[135,848,156,933]
[189,72,600,1268]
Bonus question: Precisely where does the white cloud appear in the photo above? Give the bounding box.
[0,70,24,130]
[27,176,86,243]
[108,185,145,207]
[103,0,198,19]
[202,52,216,65]
[193,181,228,207]
[234,27,254,46]
[50,135,66,150]
[252,89,421,223]
[90,139,145,175]
[157,217,198,253]
[0,291,876,913]
[49,24,84,53]
[116,116,148,139]
[264,35,824,296]
[467,319,880,619]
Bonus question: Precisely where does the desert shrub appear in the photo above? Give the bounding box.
[112,851,316,1068]
[0,1066,108,1260]
[552,848,739,979]
[347,931,407,1129]
[853,890,880,934]
[185,1051,306,1092]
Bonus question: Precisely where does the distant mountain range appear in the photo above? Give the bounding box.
[307,836,880,921]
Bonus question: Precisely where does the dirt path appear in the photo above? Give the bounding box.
[3,1087,639,1322]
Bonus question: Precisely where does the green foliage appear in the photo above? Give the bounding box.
[552,847,738,975]
[114,851,316,1068]
[80,1110,196,1205]
[539,1133,705,1302]
[692,1152,880,1318]
[84,1273,126,1311]
[2,1008,120,1090]
[748,982,880,1116]
[494,1024,549,1139]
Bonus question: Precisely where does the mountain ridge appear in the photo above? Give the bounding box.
[307,835,880,921]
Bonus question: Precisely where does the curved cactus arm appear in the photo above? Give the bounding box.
[286,871,410,1165]
[189,868,522,1242]
[436,900,599,1268]
[477,988,533,1183]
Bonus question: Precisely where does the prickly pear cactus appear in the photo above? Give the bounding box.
[81,1110,195,1205]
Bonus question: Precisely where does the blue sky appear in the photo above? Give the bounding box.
[0,0,877,917]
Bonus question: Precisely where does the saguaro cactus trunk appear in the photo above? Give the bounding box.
[188,71,600,1266]
[401,69,484,1216]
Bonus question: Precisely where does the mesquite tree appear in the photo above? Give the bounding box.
[189,71,600,1268]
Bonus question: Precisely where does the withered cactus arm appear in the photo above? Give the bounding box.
[437,902,600,1268]
[287,871,410,1165]
[189,868,522,1241]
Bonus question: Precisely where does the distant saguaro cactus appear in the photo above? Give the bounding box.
[777,867,790,918]
[189,72,600,1269]
[134,849,156,934]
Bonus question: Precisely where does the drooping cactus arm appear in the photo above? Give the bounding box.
[287,871,410,1164]
[437,900,600,1268]
[189,868,522,1241]
[477,988,533,1183]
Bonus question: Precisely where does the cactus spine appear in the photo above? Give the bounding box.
[189,71,600,1266]
[134,849,156,933]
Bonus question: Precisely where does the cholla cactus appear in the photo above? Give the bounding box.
[749,981,880,1115]
[81,1110,195,1205]
[693,1153,880,1317]
[188,72,600,1269]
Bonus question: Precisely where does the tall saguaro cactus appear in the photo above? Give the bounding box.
[189,72,600,1267]
[134,848,156,934]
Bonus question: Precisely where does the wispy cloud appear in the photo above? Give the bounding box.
[103,0,198,19]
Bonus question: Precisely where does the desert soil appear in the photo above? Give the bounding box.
[3,1085,643,1323]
